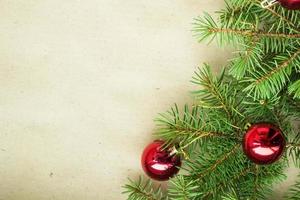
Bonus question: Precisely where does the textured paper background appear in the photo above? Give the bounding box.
[0,1,298,199]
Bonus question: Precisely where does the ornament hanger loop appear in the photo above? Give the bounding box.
[169,146,178,156]
[261,0,278,8]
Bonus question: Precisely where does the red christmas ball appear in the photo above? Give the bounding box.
[243,123,285,165]
[141,140,181,181]
[279,0,300,9]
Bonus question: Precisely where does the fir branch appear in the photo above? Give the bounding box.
[250,165,259,200]
[182,142,248,199]
[243,47,300,99]
[287,133,300,168]
[287,143,300,148]
[235,163,287,199]
[193,13,245,46]
[218,1,258,32]
[230,0,300,33]
[229,38,263,79]
[192,65,230,115]
[255,48,300,84]
[197,144,241,179]
[201,166,255,199]
[242,95,282,123]
[253,0,300,32]
[192,65,244,126]
[124,2,300,199]
[193,13,300,49]
[288,79,300,99]
[123,177,165,200]
[155,104,236,154]
[284,174,300,200]
[285,95,300,118]
[191,142,241,172]
[208,28,300,39]
[221,189,240,200]
[169,176,200,200]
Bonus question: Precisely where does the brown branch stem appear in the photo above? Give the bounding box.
[202,165,255,199]
[253,0,300,32]
[209,28,300,39]
[286,142,300,148]
[198,144,241,179]
[255,48,300,84]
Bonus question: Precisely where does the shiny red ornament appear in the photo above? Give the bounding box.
[261,0,300,9]
[279,0,300,9]
[141,140,181,181]
[243,123,285,165]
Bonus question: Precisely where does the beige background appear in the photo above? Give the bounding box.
[0,1,298,200]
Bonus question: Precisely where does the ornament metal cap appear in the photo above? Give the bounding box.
[261,0,278,8]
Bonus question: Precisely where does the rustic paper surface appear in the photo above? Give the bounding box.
[0,1,298,199]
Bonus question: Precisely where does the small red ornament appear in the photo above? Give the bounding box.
[141,140,181,181]
[243,123,285,165]
[261,0,300,10]
[279,0,300,9]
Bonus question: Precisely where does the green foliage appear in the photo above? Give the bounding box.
[168,176,201,200]
[243,45,300,99]
[193,0,300,99]
[288,132,300,168]
[221,189,239,200]
[123,176,166,200]
[289,80,300,99]
[124,65,300,199]
[284,174,300,200]
[124,0,300,199]
[154,103,235,157]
